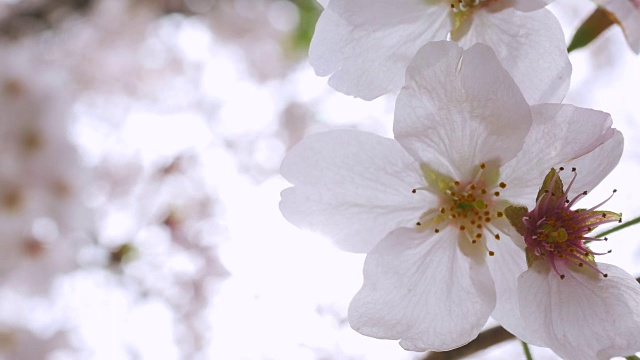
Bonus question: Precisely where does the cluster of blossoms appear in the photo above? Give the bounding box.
[0,0,233,357]
[0,41,90,357]
[281,0,640,359]
[0,43,91,295]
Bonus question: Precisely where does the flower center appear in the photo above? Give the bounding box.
[412,163,507,256]
[517,167,620,279]
[446,0,496,39]
[448,0,491,12]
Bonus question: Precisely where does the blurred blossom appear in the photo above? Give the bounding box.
[0,325,69,360]
[0,0,237,357]
[93,153,228,359]
[0,41,90,294]
[203,0,307,80]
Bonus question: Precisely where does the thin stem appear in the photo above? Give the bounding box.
[594,214,640,238]
[521,341,533,360]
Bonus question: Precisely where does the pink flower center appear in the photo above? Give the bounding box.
[521,167,620,279]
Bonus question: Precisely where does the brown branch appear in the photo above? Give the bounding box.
[424,326,515,360]
[423,275,640,360]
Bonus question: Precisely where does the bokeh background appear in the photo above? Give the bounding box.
[0,0,638,359]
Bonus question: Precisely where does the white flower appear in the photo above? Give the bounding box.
[309,0,570,103]
[596,0,640,53]
[280,41,623,351]
[503,168,640,360]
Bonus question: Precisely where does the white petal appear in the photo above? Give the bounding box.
[486,234,545,346]
[507,0,555,12]
[562,130,623,199]
[394,41,531,180]
[500,104,622,208]
[518,262,640,360]
[459,7,571,104]
[349,227,496,351]
[309,0,451,100]
[599,0,640,53]
[280,130,433,253]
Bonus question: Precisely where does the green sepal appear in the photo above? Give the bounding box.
[593,210,622,223]
[581,246,597,268]
[568,6,616,53]
[525,247,542,269]
[505,205,529,236]
[287,0,322,53]
[576,209,622,227]
[536,168,564,203]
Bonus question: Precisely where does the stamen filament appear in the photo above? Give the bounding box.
[512,167,618,280]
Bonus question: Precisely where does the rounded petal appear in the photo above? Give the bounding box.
[500,104,623,208]
[459,7,571,104]
[349,227,496,351]
[309,0,451,100]
[562,130,623,199]
[486,234,545,346]
[394,41,531,180]
[518,262,640,360]
[280,130,433,253]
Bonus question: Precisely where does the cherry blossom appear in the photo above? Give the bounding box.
[0,44,92,294]
[280,41,623,351]
[504,168,640,360]
[596,0,640,53]
[309,0,570,103]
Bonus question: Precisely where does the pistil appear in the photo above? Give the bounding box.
[506,167,621,279]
